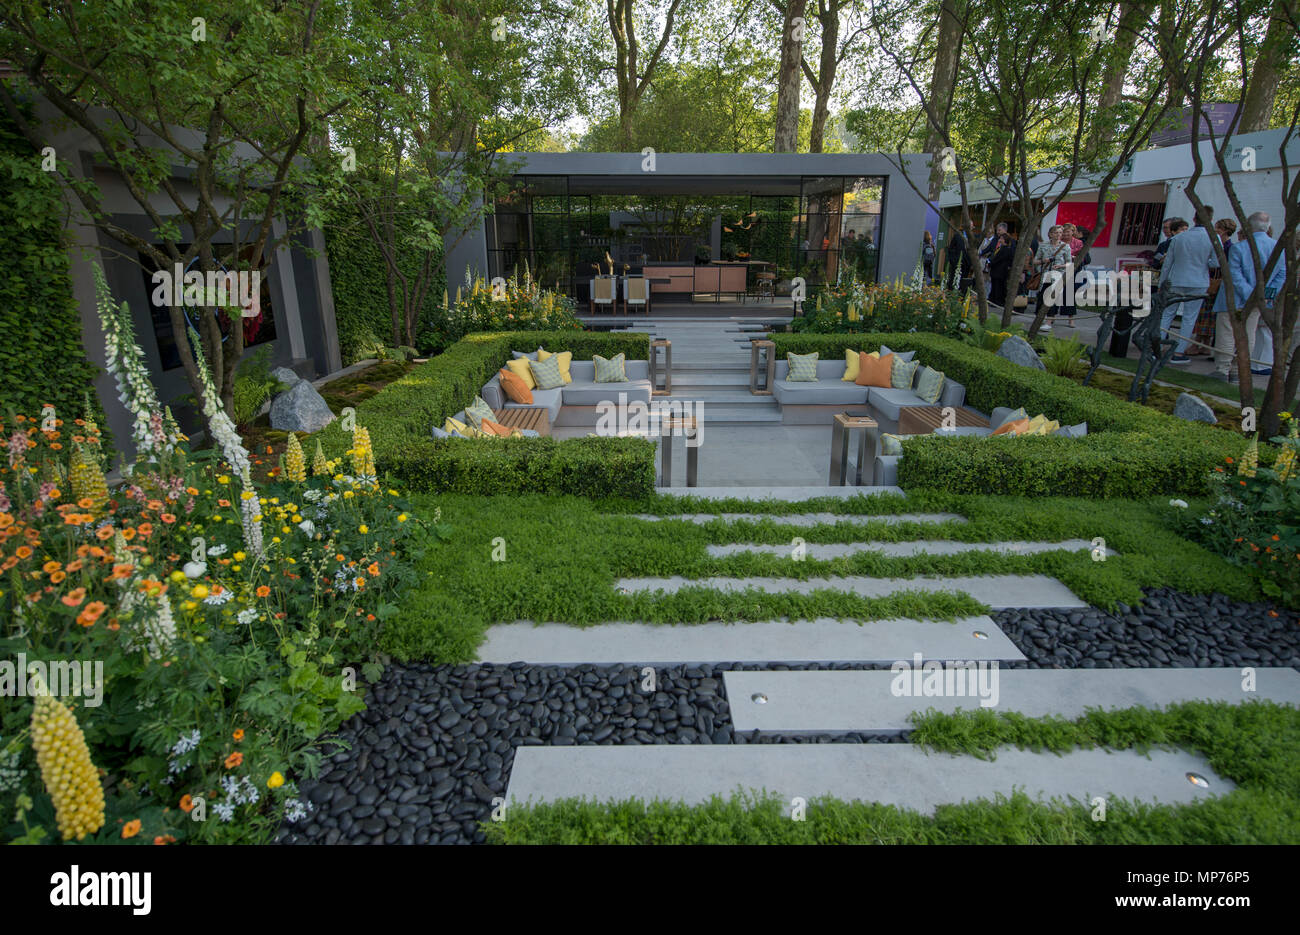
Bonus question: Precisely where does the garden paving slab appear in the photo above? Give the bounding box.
[614,573,1087,609]
[477,615,1024,665]
[707,539,1115,558]
[628,511,966,526]
[505,744,1233,815]
[723,667,1300,733]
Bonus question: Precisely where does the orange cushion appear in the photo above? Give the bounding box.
[856,351,894,387]
[498,368,533,404]
[992,418,1029,436]
[478,418,513,437]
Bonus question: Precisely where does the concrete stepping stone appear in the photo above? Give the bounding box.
[505,744,1233,815]
[707,539,1116,559]
[628,511,966,526]
[614,573,1087,609]
[724,667,1300,733]
[640,487,912,501]
[477,615,1025,665]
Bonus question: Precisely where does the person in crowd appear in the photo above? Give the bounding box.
[1150,217,1186,271]
[1159,211,1220,364]
[1033,224,1072,326]
[1195,217,1241,357]
[986,223,1017,308]
[946,220,972,290]
[1062,223,1084,257]
[922,230,936,284]
[1212,211,1288,379]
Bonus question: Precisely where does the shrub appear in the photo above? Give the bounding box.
[230,346,285,426]
[769,332,1246,498]
[1041,336,1086,378]
[417,272,583,355]
[795,280,968,339]
[314,330,656,498]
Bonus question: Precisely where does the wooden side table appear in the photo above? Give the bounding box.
[750,339,776,395]
[897,406,989,436]
[650,339,672,396]
[829,413,879,486]
[659,416,699,487]
[491,407,551,436]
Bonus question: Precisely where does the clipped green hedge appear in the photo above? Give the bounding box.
[316,330,655,497]
[770,332,1246,497]
[0,105,107,437]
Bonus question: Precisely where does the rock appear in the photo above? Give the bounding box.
[270,380,336,433]
[271,366,302,387]
[995,335,1046,370]
[1172,392,1217,424]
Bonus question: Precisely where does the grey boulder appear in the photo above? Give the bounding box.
[996,335,1045,370]
[271,366,303,387]
[270,380,336,433]
[1172,392,1217,425]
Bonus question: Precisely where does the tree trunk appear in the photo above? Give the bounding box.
[923,0,963,202]
[807,1,840,153]
[1238,0,1292,132]
[775,0,808,152]
[1090,3,1149,151]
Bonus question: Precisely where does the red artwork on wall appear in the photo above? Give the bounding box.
[1055,201,1116,248]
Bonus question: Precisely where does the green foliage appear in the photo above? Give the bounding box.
[322,200,447,365]
[0,105,108,443]
[312,330,654,498]
[230,346,286,426]
[794,281,966,339]
[1041,336,1086,378]
[387,490,1255,663]
[1177,417,1300,607]
[420,272,583,355]
[486,702,1300,844]
[770,332,1248,498]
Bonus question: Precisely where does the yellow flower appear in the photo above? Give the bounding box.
[169,570,187,583]
[398,513,408,522]
[191,584,209,599]
[267,771,285,789]
[217,475,230,485]
[359,524,369,534]
[234,551,246,562]
[272,537,281,544]
[30,691,106,841]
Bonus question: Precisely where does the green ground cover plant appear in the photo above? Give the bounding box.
[385,491,1257,663]
[484,701,1300,844]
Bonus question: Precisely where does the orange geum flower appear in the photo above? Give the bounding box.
[61,587,87,607]
[137,523,153,537]
[233,729,245,742]
[153,835,176,845]
[66,560,83,572]
[42,560,61,574]
[95,526,114,541]
[50,571,66,584]
[15,545,32,560]
[76,602,107,626]
[121,528,135,541]
[217,499,230,508]
[224,752,244,769]
[147,500,163,511]
[161,513,176,524]
[256,585,271,598]
[179,794,194,812]
[368,562,380,576]
[0,513,12,528]
[121,819,141,839]
[76,497,95,509]
[110,564,134,580]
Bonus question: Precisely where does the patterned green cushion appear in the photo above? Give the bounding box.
[529,354,566,389]
[593,353,627,383]
[880,433,907,456]
[915,366,945,404]
[465,395,496,429]
[786,351,819,381]
[891,358,918,390]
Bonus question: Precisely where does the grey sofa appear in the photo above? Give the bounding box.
[771,356,967,431]
[467,358,653,428]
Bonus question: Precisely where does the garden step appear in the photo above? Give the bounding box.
[628,510,965,525]
[673,361,751,372]
[662,390,777,404]
[724,667,1300,734]
[613,574,1087,609]
[477,615,1023,665]
[688,407,782,423]
[707,539,1115,559]
[505,745,1232,814]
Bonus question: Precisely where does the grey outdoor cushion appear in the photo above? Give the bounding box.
[933,425,995,438]
[481,376,506,411]
[501,387,563,421]
[865,387,927,422]
[879,344,917,363]
[773,359,847,382]
[938,379,966,409]
[1054,421,1089,438]
[561,380,653,407]
[874,455,900,486]
[567,359,650,382]
[773,380,870,406]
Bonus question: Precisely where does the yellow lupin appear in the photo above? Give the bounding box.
[351,425,375,479]
[312,439,329,477]
[30,691,106,841]
[284,433,306,483]
[1238,436,1258,477]
[69,446,109,519]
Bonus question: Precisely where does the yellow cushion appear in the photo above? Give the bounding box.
[445,416,487,439]
[537,348,573,384]
[843,349,877,382]
[1042,419,1060,435]
[505,357,537,390]
[1024,414,1050,436]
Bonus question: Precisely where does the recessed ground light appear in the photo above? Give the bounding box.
[1186,772,1209,788]
[751,693,768,704]
[972,630,989,640]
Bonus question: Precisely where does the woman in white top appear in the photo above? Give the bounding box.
[1033,225,1073,325]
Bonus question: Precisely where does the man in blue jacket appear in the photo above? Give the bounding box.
[1212,211,1288,379]
[1158,210,1220,364]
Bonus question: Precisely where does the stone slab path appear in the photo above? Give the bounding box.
[707,539,1114,559]
[629,510,966,525]
[505,744,1233,815]
[478,615,1024,665]
[724,667,1300,733]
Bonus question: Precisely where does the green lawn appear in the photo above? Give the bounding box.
[384,491,1258,663]
[483,701,1300,844]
